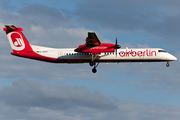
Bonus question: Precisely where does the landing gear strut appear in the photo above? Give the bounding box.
[166,60,170,67]
[89,54,99,73]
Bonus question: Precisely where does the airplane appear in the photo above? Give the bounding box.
[3,25,177,73]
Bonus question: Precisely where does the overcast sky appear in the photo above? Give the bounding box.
[0,0,180,120]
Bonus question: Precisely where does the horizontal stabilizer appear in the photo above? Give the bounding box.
[3,25,23,31]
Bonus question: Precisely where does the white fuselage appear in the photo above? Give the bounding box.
[31,45,177,63]
[4,25,177,73]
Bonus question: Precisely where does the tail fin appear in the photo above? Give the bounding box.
[3,25,57,62]
[3,25,33,56]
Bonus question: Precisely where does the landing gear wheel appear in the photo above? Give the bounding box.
[166,63,170,67]
[90,62,99,73]
[92,68,97,73]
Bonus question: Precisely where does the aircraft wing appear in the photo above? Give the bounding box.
[85,32,101,46]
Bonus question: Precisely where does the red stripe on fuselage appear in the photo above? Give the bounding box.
[11,51,58,63]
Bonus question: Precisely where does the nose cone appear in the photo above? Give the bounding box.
[170,55,177,61]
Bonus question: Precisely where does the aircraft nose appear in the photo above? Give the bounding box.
[170,55,177,61]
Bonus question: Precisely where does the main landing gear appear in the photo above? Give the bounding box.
[89,61,99,73]
[89,54,99,73]
[166,60,170,67]
[89,61,95,66]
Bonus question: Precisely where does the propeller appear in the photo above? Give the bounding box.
[114,37,121,57]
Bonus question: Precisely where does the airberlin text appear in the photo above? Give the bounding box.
[86,46,108,50]
[119,49,156,57]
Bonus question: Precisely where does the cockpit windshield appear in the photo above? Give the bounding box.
[158,50,166,52]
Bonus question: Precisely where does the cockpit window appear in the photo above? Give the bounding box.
[158,50,166,52]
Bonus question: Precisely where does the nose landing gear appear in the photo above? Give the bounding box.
[166,60,170,67]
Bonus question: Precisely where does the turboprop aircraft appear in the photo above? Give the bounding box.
[3,25,177,73]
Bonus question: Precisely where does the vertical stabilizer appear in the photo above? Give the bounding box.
[3,25,57,62]
[3,25,33,56]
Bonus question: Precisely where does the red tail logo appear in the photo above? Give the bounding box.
[7,32,25,51]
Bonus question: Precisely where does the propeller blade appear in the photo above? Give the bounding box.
[115,37,120,49]
[116,49,117,57]
[116,37,117,45]
[114,37,120,57]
